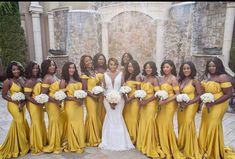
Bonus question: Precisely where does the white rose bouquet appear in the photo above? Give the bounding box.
[54,90,67,101]
[176,93,190,111]
[91,86,104,95]
[134,90,147,101]
[35,94,49,104]
[74,90,87,99]
[155,90,168,110]
[106,90,121,109]
[11,92,26,112]
[120,86,132,98]
[200,93,214,113]
[154,90,168,100]
[34,93,49,111]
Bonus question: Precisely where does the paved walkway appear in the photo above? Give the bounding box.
[0,95,235,159]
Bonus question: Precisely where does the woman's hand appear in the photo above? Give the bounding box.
[110,103,117,109]
[139,99,148,107]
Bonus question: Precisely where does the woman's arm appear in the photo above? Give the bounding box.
[2,79,16,103]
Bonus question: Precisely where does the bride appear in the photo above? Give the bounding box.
[99,58,135,151]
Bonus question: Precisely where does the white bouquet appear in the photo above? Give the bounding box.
[106,90,121,104]
[176,93,190,112]
[91,86,104,95]
[154,90,168,100]
[134,90,147,100]
[74,90,87,99]
[120,86,132,94]
[176,93,190,103]
[200,93,214,113]
[35,94,49,104]
[54,90,67,101]
[11,92,25,101]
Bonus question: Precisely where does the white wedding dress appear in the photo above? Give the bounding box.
[99,71,135,151]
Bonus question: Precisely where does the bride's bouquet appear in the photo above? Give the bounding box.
[54,90,67,101]
[200,93,214,113]
[106,90,121,109]
[120,86,132,98]
[176,93,190,111]
[74,90,87,99]
[11,92,26,112]
[154,90,168,110]
[91,86,104,95]
[34,94,49,111]
[134,90,147,101]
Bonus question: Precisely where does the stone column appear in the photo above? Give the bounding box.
[155,19,165,73]
[102,22,109,59]
[48,12,55,50]
[222,2,235,67]
[29,2,43,64]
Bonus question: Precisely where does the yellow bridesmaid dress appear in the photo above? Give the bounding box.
[64,82,85,153]
[123,80,140,145]
[199,81,235,159]
[0,81,29,159]
[136,82,165,158]
[80,74,102,146]
[42,81,67,153]
[24,82,47,154]
[177,80,202,159]
[97,73,106,124]
[156,83,185,159]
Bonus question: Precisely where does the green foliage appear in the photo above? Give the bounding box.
[0,2,27,70]
[229,41,235,72]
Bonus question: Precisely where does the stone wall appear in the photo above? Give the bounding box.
[108,11,156,68]
[66,11,102,69]
[54,9,68,51]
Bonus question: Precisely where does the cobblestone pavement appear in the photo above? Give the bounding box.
[0,95,235,159]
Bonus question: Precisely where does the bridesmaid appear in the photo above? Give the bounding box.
[156,60,185,159]
[0,61,29,158]
[177,61,202,159]
[41,59,67,153]
[60,62,85,153]
[80,55,102,146]
[93,53,107,124]
[136,61,165,158]
[24,61,47,155]
[123,60,141,145]
[120,52,133,73]
[199,57,235,158]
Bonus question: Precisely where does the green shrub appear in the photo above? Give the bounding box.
[229,42,235,72]
[0,2,27,70]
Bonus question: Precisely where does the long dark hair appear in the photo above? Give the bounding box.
[80,54,94,76]
[6,61,24,79]
[41,59,57,78]
[25,61,41,79]
[142,61,158,76]
[61,62,81,83]
[160,60,177,76]
[178,61,197,82]
[93,53,107,71]
[205,57,227,76]
[121,52,133,67]
[125,60,140,81]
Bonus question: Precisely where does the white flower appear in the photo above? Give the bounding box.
[11,92,25,101]
[176,93,190,103]
[200,93,214,103]
[91,86,104,95]
[34,94,49,104]
[54,90,67,101]
[74,90,87,99]
[120,86,132,94]
[134,90,147,99]
[155,90,168,100]
[106,90,121,104]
